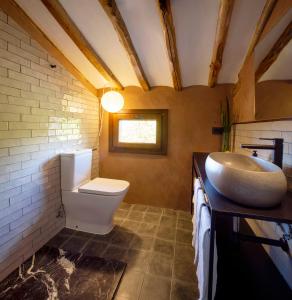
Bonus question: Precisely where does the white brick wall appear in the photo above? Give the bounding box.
[0,10,99,281]
[232,120,292,288]
[232,120,292,190]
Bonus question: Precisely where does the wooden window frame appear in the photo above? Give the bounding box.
[109,109,168,155]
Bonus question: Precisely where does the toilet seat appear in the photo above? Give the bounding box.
[78,177,129,196]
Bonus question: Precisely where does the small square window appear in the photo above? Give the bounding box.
[109,109,168,155]
[118,120,157,144]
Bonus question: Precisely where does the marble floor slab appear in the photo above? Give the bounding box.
[0,246,126,300]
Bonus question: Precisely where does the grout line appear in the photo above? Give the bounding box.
[79,236,93,253]
[58,231,76,248]
[169,210,179,300]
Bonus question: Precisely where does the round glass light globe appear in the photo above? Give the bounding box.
[101,91,124,113]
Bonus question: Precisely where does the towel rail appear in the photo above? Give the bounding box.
[192,152,211,213]
[193,178,210,209]
[193,180,211,236]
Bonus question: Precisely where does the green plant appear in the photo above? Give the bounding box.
[221,97,231,152]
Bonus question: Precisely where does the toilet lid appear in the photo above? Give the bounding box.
[78,177,129,196]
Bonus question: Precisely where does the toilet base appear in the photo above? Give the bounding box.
[62,187,129,236]
[66,217,114,235]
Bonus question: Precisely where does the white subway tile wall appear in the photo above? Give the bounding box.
[0,11,99,281]
[232,121,292,190]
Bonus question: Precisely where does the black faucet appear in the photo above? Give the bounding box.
[241,138,284,169]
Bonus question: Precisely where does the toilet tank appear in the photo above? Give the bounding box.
[60,149,92,191]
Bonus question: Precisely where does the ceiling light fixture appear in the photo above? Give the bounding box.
[101,90,124,113]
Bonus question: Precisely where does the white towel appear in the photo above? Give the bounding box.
[192,178,203,241]
[196,206,218,300]
[192,178,201,247]
[193,178,201,205]
[192,178,201,225]
[194,188,207,264]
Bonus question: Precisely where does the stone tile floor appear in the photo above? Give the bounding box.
[47,203,198,300]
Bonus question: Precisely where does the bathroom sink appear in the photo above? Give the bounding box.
[205,152,287,208]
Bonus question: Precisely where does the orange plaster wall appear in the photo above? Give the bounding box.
[99,85,231,211]
[255,80,292,120]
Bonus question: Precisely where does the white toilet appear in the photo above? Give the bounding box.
[60,149,129,235]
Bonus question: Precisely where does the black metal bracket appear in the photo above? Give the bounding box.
[234,232,289,252]
[212,127,224,135]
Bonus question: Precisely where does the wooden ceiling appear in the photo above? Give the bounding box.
[0,0,291,95]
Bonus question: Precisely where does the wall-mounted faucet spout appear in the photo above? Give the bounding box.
[241,138,284,169]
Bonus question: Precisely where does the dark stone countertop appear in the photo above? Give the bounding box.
[193,152,292,224]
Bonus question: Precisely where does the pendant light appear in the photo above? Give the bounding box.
[101,90,124,113]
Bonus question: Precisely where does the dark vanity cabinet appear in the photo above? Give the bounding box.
[192,152,292,300]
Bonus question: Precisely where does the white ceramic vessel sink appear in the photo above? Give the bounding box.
[205,152,287,208]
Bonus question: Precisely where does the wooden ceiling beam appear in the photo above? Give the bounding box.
[208,0,234,87]
[99,0,150,91]
[233,0,277,95]
[41,0,123,90]
[255,21,292,82]
[0,0,98,96]
[260,0,292,41]
[158,0,182,91]
[241,0,277,68]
